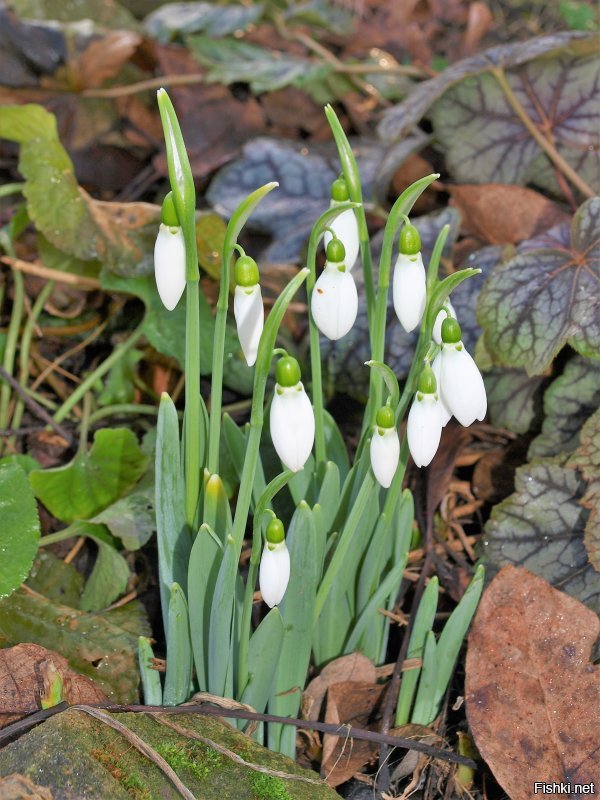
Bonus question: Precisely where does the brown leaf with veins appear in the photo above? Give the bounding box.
[466,566,600,798]
[302,652,376,722]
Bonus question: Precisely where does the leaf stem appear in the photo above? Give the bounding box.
[0,269,25,451]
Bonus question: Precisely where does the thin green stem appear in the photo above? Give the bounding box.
[86,403,165,427]
[39,524,79,547]
[52,324,145,424]
[0,183,24,199]
[78,393,93,456]
[184,277,201,529]
[0,270,25,448]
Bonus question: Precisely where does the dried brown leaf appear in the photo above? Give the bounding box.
[72,31,142,90]
[466,566,600,798]
[302,652,376,722]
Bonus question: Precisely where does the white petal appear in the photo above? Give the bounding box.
[431,353,452,426]
[323,207,359,271]
[234,284,264,366]
[392,252,427,333]
[432,299,456,344]
[270,383,315,472]
[370,427,400,488]
[311,264,358,340]
[259,541,290,608]
[407,394,443,467]
[154,224,186,311]
[440,343,487,427]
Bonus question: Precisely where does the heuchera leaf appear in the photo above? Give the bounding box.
[0,463,40,599]
[482,457,600,612]
[478,197,600,375]
[484,368,544,434]
[567,409,600,572]
[29,428,149,524]
[145,2,264,42]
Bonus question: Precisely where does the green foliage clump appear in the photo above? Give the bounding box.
[155,740,222,782]
[250,772,292,800]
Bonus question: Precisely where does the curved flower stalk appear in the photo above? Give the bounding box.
[407,364,443,468]
[323,177,359,271]
[259,517,290,608]
[432,298,456,344]
[154,192,186,311]
[438,318,487,427]
[311,237,358,341]
[393,220,427,333]
[233,253,264,367]
[270,356,315,472]
[370,405,400,488]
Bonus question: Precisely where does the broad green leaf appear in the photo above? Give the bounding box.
[188,523,223,691]
[529,355,600,458]
[567,409,600,571]
[138,636,162,706]
[478,198,600,375]
[0,453,40,474]
[0,462,40,598]
[146,1,264,41]
[163,583,193,706]
[78,522,131,612]
[410,631,438,726]
[483,457,600,612]
[241,608,284,714]
[484,368,545,434]
[92,469,155,550]
[97,348,142,406]
[30,428,148,523]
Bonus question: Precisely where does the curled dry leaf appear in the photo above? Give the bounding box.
[466,566,600,799]
[302,652,376,722]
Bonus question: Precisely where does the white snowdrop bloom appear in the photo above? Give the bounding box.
[154,223,186,311]
[407,393,443,468]
[233,255,264,367]
[259,524,290,608]
[270,357,315,472]
[393,251,427,333]
[311,258,358,340]
[431,352,452,427]
[323,208,359,271]
[439,318,487,427]
[370,406,400,488]
[432,299,456,344]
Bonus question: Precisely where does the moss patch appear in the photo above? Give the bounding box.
[251,773,293,800]
[91,742,151,800]
[155,739,223,782]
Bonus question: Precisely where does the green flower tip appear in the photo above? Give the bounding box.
[234,255,259,287]
[326,237,346,263]
[441,317,462,344]
[161,192,179,227]
[276,356,301,387]
[417,364,437,394]
[375,405,395,429]
[399,222,421,256]
[266,518,285,544]
[331,177,349,202]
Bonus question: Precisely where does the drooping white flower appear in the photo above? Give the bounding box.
[431,352,452,427]
[439,318,487,427]
[154,223,186,311]
[270,357,315,472]
[407,365,443,468]
[233,254,264,367]
[311,239,358,340]
[259,518,290,608]
[432,299,456,344]
[392,222,426,333]
[323,177,359,271]
[370,405,400,488]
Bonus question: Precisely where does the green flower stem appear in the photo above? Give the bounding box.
[86,403,167,427]
[306,201,360,464]
[184,276,201,528]
[207,182,278,476]
[0,269,24,446]
[52,323,145,424]
[0,183,24,199]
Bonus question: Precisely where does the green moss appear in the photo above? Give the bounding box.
[250,773,293,800]
[91,744,150,800]
[155,740,223,782]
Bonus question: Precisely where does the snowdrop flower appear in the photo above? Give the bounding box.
[432,298,456,344]
[259,518,290,608]
[270,356,315,472]
[438,318,487,427]
[370,405,400,488]
[407,365,443,468]
[311,237,358,340]
[154,192,186,311]
[233,254,264,367]
[323,178,359,271]
[431,352,452,427]
[392,221,427,333]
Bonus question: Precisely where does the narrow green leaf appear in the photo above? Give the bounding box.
[78,523,130,612]
[427,267,481,333]
[288,455,315,507]
[0,462,40,599]
[163,582,193,706]
[365,361,400,408]
[433,565,484,710]
[208,535,238,697]
[222,413,266,509]
[223,182,278,270]
[395,576,439,726]
[138,636,162,706]
[188,523,223,691]
[203,472,233,543]
[324,104,362,202]
[323,410,350,480]
[410,631,438,726]
[240,608,284,714]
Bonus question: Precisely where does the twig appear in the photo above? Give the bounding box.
[0,256,101,290]
[0,364,71,443]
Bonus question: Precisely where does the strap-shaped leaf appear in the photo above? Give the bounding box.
[410,630,438,726]
[240,608,284,714]
[222,413,266,510]
[188,523,223,691]
[207,535,238,697]
[163,582,192,706]
[138,636,162,706]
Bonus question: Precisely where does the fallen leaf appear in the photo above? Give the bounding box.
[0,773,53,799]
[0,643,107,728]
[460,1,494,56]
[70,30,141,90]
[466,566,600,798]
[449,184,569,245]
[302,652,376,721]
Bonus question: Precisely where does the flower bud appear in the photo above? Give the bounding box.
[233,255,263,367]
[259,518,290,608]
[432,299,456,345]
[392,223,426,333]
[154,205,186,311]
[370,405,400,488]
[407,367,443,468]
[311,245,358,340]
[270,358,315,472]
[439,320,487,427]
[323,178,359,271]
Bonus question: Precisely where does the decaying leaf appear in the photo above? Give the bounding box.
[302,652,376,722]
[0,643,107,728]
[0,773,53,800]
[568,409,600,572]
[466,566,600,798]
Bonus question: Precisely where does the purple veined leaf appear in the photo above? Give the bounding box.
[477,197,600,376]
[144,2,264,42]
[567,409,600,572]
[483,368,545,435]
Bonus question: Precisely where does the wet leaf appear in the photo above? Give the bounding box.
[568,409,600,571]
[478,197,600,375]
[0,5,66,87]
[92,470,155,550]
[11,0,137,29]
[466,566,600,799]
[145,2,265,41]
[0,462,40,600]
[482,457,600,612]
[529,355,600,458]
[483,368,544,434]
[29,428,149,524]
[76,523,131,613]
